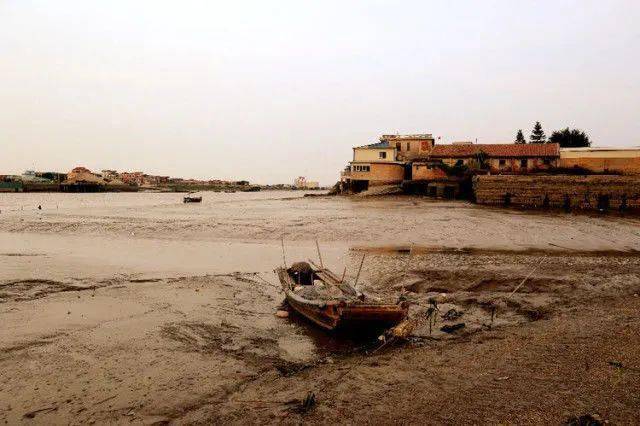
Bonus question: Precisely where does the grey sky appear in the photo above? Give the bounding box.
[1,1,639,185]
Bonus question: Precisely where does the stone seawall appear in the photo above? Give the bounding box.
[473,175,640,212]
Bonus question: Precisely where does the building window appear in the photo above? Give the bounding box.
[352,165,371,172]
[379,152,387,159]
[396,142,401,151]
[406,142,410,151]
[499,159,506,167]
[520,159,528,168]
[543,158,551,165]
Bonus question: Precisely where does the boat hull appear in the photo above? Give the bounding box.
[277,267,408,332]
[183,197,202,203]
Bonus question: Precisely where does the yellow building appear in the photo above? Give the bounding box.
[560,147,640,174]
[352,142,396,162]
[341,134,436,192]
[343,141,405,192]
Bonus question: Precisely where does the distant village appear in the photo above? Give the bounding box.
[0,167,322,193]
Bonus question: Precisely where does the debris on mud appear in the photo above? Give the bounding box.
[23,406,58,419]
[442,308,464,321]
[274,360,312,377]
[440,323,466,333]
[275,310,289,318]
[566,413,605,426]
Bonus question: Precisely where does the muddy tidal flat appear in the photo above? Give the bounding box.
[1,191,640,424]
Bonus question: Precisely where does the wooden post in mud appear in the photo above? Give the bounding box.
[281,237,287,268]
[508,261,542,298]
[401,243,414,291]
[354,253,366,288]
[315,239,324,269]
[341,266,347,283]
[281,225,287,268]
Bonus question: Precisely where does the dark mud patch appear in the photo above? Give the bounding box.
[390,269,576,295]
[390,269,475,292]
[226,274,259,284]
[0,253,45,257]
[160,322,238,353]
[160,321,283,364]
[0,279,103,303]
[465,276,575,294]
[504,298,554,321]
[159,318,350,376]
[22,406,58,419]
[0,332,68,360]
[273,360,313,377]
[400,283,452,293]
[352,245,640,258]
[0,279,79,303]
[129,278,163,283]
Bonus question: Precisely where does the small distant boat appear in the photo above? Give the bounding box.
[276,261,408,331]
[183,195,202,203]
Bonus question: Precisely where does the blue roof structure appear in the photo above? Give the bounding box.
[354,141,390,149]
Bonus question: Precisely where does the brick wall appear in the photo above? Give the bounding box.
[473,175,640,212]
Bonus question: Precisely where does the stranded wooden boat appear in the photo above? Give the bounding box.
[276,261,408,331]
[183,195,202,203]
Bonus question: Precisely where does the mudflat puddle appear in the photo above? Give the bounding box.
[0,231,351,281]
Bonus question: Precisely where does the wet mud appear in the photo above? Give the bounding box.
[1,192,639,424]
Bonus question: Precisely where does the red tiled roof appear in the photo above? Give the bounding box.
[428,143,559,158]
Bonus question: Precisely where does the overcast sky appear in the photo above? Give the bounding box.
[1,1,639,184]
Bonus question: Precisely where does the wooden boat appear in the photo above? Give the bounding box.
[183,195,202,203]
[276,261,408,331]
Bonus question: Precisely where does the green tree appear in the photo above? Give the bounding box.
[474,150,488,168]
[549,128,591,148]
[529,121,546,144]
[515,129,526,144]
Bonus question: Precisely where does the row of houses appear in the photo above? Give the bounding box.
[340,134,640,193]
[1,167,249,192]
[1,168,157,188]
[69,168,248,188]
